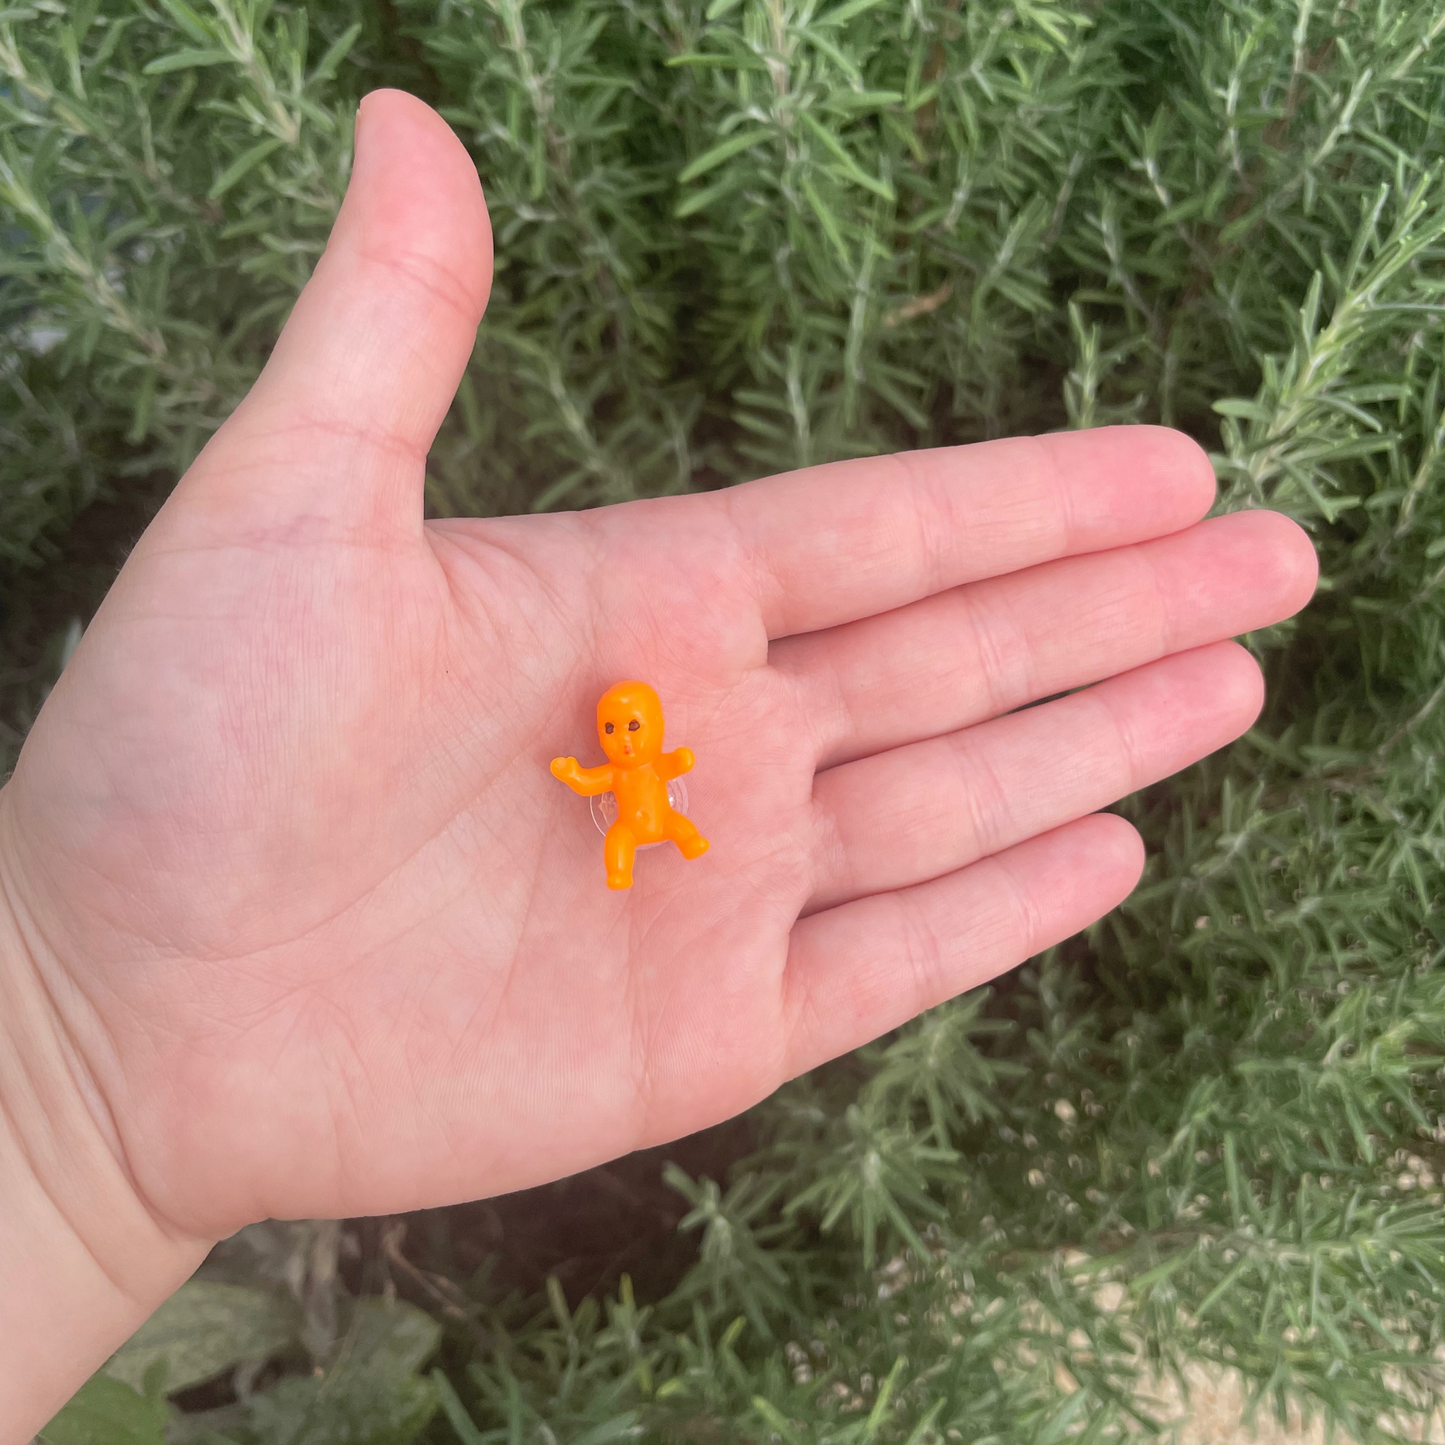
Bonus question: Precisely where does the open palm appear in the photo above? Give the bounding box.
[0,92,1316,1246]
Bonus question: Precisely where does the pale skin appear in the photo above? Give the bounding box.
[0,90,1319,1442]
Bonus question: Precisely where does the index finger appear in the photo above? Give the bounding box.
[718,426,1217,639]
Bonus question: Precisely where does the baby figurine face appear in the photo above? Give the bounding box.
[597,680,664,768]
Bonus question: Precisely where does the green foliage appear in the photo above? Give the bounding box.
[40,1368,170,1445]
[10,0,1445,1439]
[42,1294,441,1445]
[104,1281,303,1395]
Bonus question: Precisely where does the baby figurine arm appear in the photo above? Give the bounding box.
[550,757,616,796]
[658,747,695,782]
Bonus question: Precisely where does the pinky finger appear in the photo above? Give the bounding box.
[781,813,1145,1079]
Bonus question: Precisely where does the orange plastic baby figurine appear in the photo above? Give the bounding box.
[550,681,709,889]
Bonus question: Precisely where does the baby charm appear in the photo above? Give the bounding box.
[550,681,709,890]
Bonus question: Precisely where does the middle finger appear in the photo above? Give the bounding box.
[771,509,1316,770]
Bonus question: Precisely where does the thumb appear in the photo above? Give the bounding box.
[184,89,493,530]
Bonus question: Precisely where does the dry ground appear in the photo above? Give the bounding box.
[1143,1365,1445,1443]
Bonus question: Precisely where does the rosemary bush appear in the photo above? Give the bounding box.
[8,0,1445,1440]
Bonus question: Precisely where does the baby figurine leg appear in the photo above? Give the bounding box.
[605,822,638,890]
[663,809,710,861]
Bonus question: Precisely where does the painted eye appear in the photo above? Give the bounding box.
[628,720,640,732]
[604,722,615,734]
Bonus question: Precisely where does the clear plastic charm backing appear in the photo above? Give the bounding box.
[591,778,689,846]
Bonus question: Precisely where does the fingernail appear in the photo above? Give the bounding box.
[353,94,371,159]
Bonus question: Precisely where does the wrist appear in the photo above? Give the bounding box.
[0,801,210,1444]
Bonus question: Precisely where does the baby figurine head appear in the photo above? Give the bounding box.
[597,680,664,768]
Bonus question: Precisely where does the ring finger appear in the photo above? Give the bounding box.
[806,639,1261,913]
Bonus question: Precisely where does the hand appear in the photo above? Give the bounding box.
[0,91,1317,1434]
